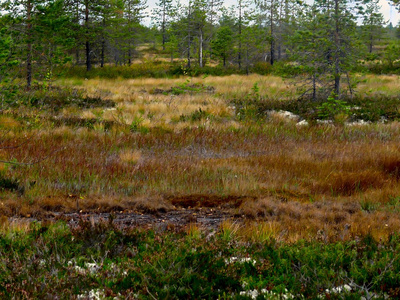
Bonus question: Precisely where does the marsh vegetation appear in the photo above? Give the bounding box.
[0,71,400,297]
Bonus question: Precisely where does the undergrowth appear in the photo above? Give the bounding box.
[0,220,399,299]
[1,85,115,112]
[233,92,400,122]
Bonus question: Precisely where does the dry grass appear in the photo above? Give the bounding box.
[236,197,400,242]
[57,75,293,130]
[4,74,400,241]
[357,74,400,95]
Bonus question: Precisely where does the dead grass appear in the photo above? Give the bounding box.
[4,74,400,242]
[236,197,400,242]
[56,75,294,130]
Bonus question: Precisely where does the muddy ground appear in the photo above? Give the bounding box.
[7,195,253,231]
[8,208,235,232]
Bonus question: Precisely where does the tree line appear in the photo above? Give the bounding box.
[0,0,399,99]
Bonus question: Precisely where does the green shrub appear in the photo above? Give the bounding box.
[1,220,400,298]
[179,108,211,122]
[233,92,400,123]
[317,94,350,120]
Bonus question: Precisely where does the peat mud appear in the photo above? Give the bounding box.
[9,207,235,232]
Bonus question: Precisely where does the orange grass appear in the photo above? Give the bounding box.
[3,75,400,241]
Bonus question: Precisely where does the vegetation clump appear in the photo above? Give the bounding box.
[0,220,400,298]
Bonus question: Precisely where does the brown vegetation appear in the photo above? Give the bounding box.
[3,75,400,242]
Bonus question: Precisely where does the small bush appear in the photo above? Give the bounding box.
[179,108,211,122]
[317,94,350,120]
[0,174,19,192]
[250,62,272,75]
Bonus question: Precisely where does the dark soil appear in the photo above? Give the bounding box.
[10,207,234,232]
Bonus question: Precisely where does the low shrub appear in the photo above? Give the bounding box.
[3,85,115,112]
[233,92,400,123]
[1,220,400,298]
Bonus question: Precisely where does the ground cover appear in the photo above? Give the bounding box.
[2,73,400,297]
[1,220,400,299]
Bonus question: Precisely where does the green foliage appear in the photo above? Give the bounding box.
[179,108,211,122]
[232,83,265,121]
[317,94,350,120]
[129,114,149,134]
[171,79,213,95]
[1,221,400,298]
[384,43,400,68]
[0,25,19,105]
[360,200,380,213]
[211,26,234,66]
[4,85,115,112]
[251,62,273,76]
[239,92,400,123]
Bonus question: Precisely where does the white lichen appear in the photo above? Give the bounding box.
[225,256,256,265]
[77,289,105,300]
[296,120,309,126]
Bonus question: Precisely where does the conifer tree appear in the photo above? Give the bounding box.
[290,0,364,100]
[361,0,385,53]
[1,0,72,87]
[152,0,174,51]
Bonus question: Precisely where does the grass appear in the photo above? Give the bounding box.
[3,72,400,296]
[2,76,400,232]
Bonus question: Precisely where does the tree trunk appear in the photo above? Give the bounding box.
[369,34,373,53]
[162,1,166,51]
[278,44,281,60]
[334,0,340,97]
[312,73,316,102]
[85,0,91,71]
[199,29,203,68]
[238,0,242,69]
[187,2,191,68]
[75,1,80,65]
[101,40,105,67]
[26,0,32,89]
[270,0,275,66]
[246,43,249,75]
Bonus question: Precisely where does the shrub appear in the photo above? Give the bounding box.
[233,92,400,123]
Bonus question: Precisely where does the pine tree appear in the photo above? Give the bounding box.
[1,0,72,87]
[255,0,280,65]
[121,0,147,65]
[290,0,364,100]
[211,26,233,67]
[0,18,19,104]
[152,0,174,51]
[360,0,385,54]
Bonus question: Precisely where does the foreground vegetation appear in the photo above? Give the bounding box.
[1,219,400,299]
